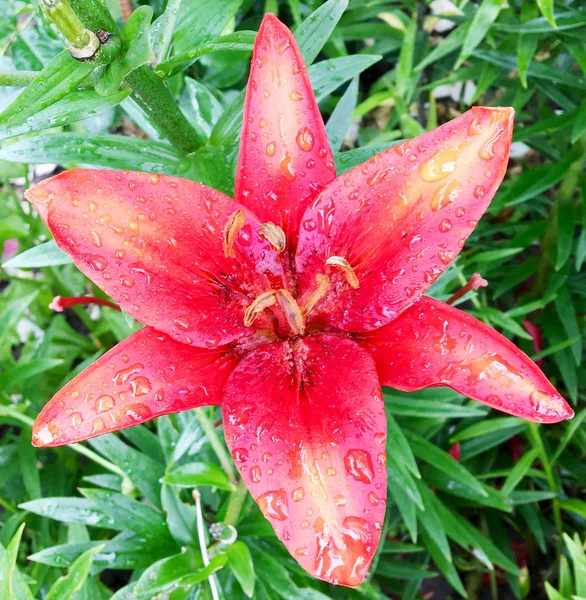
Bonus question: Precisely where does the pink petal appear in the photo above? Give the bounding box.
[222,334,387,586]
[25,169,283,348]
[32,326,238,447]
[235,14,335,248]
[362,297,573,424]
[296,107,514,333]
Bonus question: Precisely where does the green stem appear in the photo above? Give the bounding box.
[0,496,17,514]
[528,422,563,553]
[125,67,201,155]
[224,479,248,527]
[0,70,39,87]
[194,407,237,483]
[42,0,91,49]
[70,443,126,477]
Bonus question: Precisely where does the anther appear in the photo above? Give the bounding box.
[223,209,246,258]
[276,289,305,335]
[300,274,330,316]
[259,222,286,253]
[244,290,278,327]
[325,256,359,289]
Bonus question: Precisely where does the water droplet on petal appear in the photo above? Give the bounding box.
[257,489,288,520]
[296,127,314,152]
[95,394,115,414]
[344,449,374,484]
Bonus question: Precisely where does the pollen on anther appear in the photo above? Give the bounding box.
[325,256,360,289]
[259,222,286,253]
[222,209,246,258]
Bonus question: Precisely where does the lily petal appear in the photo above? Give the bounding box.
[32,326,238,447]
[26,169,283,348]
[296,106,514,332]
[235,14,335,247]
[362,297,573,424]
[222,335,387,586]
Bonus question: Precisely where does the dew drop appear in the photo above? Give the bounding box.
[439,219,453,232]
[420,145,464,182]
[250,466,261,483]
[344,449,374,484]
[266,141,276,157]
[478,128,503,160]
[70,412,83,430]
[130,376,152,397]
[289,90,303,101]
[87,255,107,271]
[296,127,314,152]
[431,179,463,211]
[91,417,105,434]
[119,275,135,288]
[95,395,115,414]
[292,487,305,502]
[257,489,289,520]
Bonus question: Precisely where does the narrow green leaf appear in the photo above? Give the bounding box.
[456,0,505,69]
[295,0,348,65]
[0,133,184,175]
[3,240,71,269]
[451,417,524,443]
[536,0,556,28]
[227,541,256,598]
[517,33,538,89]
[501,448,540,496]
[45,545,103,600]
[326,77,358,151]
[406,431,487,497]
[0,51,94,128]
[19,497,119,529]
[0,524,26,600]
[162,462,236,491]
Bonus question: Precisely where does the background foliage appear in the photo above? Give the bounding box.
[0,0,585,598]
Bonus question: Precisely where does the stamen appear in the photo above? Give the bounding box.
[276,289,305,335]
[49,295,122,312]
[244,290,278,327]
[300,274,330,316]
[223,209,246,258]
[259,222,286,253]
[325,256,359,289]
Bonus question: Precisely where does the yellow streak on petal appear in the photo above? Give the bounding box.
[222,209,246,258]
[326,256,360,289]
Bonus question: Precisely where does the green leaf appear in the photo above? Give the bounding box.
[0,51,94,129]
[295,0,348,65]
[451,417,525,443]
[309,55,381,102]
[227,541,256,597]
[517,33,538,89]
[545,582,570,600]
[0,89,130,141]
[456,0,505,69]
[501,448,540,496]
[387,412,420,478]
[0,358,63,388]
[3,240,71,269]
[19,497,119,529]
[560,499,586,520]
[156,31,255,77]
[96,7,155,96]
[88,434,164,508]
[384,392,486,418]
[334,142,398,174]
[170,0,243,57]
[326,77,358,151]
[0,524,26,600]
[0,133,185,175]
[18,430,41,500]
[536,0,556,28]
[45,545,103,600]
[162,462,236,491]
[406,431,487,497]
[554,288,582,365]
[134,550,198,594]
[395,17,416,102]
[415,22,470,71]
[387,470,418,543]
[420,527,465,598]
[79,489,171,543]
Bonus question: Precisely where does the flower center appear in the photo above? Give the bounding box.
[224,214,359,337]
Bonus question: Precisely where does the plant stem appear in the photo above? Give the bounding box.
[41,0,91,49]
[194,407,237,484]
[125,67,201,155]
[70,443,126,477]
[528,422,563,554]
[193,490,220,600]
[224,478,248,527]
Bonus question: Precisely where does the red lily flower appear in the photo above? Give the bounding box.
[26,14,572,587]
